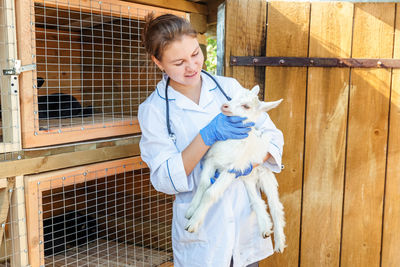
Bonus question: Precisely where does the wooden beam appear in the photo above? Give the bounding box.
[301,2,353,266]
[381,5,400,265]
[125,0,208,15]
[261,2,310,266]
[0,143,140,177]
[206,0,224,25]
[341,3,395,266]
[189,12,207,34]
[10,176,29,267]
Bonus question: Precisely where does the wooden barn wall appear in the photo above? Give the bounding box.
[224,1,400,266]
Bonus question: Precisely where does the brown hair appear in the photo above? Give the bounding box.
[142,13,197,60]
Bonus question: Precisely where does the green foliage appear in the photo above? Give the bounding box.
[205,36,217,75]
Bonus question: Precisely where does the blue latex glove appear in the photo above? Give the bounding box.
[228,164,253,178]
[210,165,253,184]
[200,113,255,146]
[210,169,220,184]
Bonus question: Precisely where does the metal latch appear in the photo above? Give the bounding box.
[2,60,36,75]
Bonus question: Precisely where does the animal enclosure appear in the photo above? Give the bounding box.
[0,0,21,155]
[223,1,400,266]
[16,0,185,148]
[23,156,174,267]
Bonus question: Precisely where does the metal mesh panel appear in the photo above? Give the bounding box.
[38,160,173,266]
[0,0,22,160]
[31,0,162,133]
[33,160,173,266]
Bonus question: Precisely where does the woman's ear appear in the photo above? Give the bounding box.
[151,55,164,72]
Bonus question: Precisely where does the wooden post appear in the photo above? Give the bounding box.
[10,176,29,267]
[0,0,21,153]
[300,2,353,266]
[224,0,267,89]
[0,178,10,249]
[381,3,400,266]
[341,3,395,267]
[261,2,310,266]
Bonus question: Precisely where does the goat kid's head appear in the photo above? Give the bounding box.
[221,85,283,122]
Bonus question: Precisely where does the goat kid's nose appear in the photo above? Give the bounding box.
[221,104,231,115]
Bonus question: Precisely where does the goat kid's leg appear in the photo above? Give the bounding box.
[242,176,273,238]
[185,163,215,220]
[185,171,235,233]
[258,168,286,253]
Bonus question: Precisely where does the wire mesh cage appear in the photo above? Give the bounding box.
[16,0,185,147]
[0,176,29,267]
[0,0,22,159]
[24,157,174,267]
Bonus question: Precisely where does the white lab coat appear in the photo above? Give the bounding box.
[138,72,284,267]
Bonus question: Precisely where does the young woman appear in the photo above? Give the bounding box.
[138,13,284,267]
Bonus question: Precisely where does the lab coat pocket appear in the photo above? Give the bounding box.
[172,202,208,244]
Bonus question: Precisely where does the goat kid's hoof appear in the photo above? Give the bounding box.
[185,207,195,220]
[274,243,286,253]
[185,220,200,233]
[262,230,273,238]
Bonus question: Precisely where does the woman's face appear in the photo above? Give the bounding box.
[153,35,204,91]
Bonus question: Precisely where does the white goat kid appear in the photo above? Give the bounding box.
[185,85,286,253]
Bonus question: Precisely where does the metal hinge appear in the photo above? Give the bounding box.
[2,60,36,75]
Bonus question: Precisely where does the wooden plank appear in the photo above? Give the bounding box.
[0,186,9,249]
[0,0,21,152]
[224,0,267,89]
[0,143,141,177]
[33,0,187,20]
[10,176,29,267]
[261,2,309,266]
[16,0,38,148]
[23,120,140,148]
[206,0,224,25]
[300,2,353,267]
[341,3,395,267]
[0,179,6,189]
[124,0,207,15]
[381,4,400,266]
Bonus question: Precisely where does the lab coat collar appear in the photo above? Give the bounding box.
[155,71,218,112]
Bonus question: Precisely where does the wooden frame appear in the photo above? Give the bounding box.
[24,156,147,267]
[0,0,22,153]
[16,0,185,148]
[0,176,29,267]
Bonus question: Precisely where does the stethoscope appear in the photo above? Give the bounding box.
[165,69,231,144]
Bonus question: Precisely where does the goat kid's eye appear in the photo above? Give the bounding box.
[242,104,250,109]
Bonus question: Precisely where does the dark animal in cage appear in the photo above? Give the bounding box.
[43,210,98,256]
[36,77,93,119]
[38,93,93,119]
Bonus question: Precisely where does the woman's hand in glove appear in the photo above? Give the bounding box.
[228,164,253,178]
[200,113,254,146]
[210,164,254,184]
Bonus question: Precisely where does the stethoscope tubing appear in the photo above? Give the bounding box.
[165,69,231,143]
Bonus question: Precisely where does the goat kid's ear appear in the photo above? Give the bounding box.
[250,85,260,96]
[260,99,283,112]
